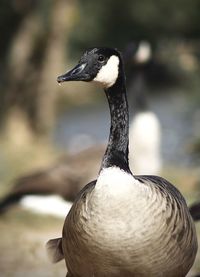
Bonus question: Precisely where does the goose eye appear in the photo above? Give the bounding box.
[98,55,105,62]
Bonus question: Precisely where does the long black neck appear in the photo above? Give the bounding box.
[100,63,131,173]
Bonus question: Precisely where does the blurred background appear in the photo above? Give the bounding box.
[0,0,200,276]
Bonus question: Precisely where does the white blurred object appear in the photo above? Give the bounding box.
[20,195,72,218]
[129,111,162,175]
[134,41,152,64]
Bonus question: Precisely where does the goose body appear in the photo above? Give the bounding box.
[43,47,197,276]
[63,171,195,276]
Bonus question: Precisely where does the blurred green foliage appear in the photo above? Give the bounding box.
[0,0,35,62]
[69,0,200,55]
[1,0,200,58]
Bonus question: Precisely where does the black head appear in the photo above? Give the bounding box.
[57,47,123,88]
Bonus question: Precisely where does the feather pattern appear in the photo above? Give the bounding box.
[62,172,197,277]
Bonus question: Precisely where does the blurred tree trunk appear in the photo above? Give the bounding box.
[3,10,42,144]
[36,0,77,134]
[2,0,77,144]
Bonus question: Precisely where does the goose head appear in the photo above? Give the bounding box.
[57,47,123,89]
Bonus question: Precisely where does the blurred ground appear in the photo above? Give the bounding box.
[0,210,66,277]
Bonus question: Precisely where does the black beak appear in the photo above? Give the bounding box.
[57,63,90,83]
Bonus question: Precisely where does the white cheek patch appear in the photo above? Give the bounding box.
[93,55,120,88]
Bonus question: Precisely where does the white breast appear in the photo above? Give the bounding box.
[129,111,162,175]
[95,167,146,198]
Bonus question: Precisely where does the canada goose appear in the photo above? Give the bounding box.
[46,47,197,277]
[0,42,161,216]
[126,41,162,175]
[0,145,104,214]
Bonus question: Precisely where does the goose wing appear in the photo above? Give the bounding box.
[46,180,97,264]
[135,175,197,245]
[46,237,64,263]
[135,175,187,202]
